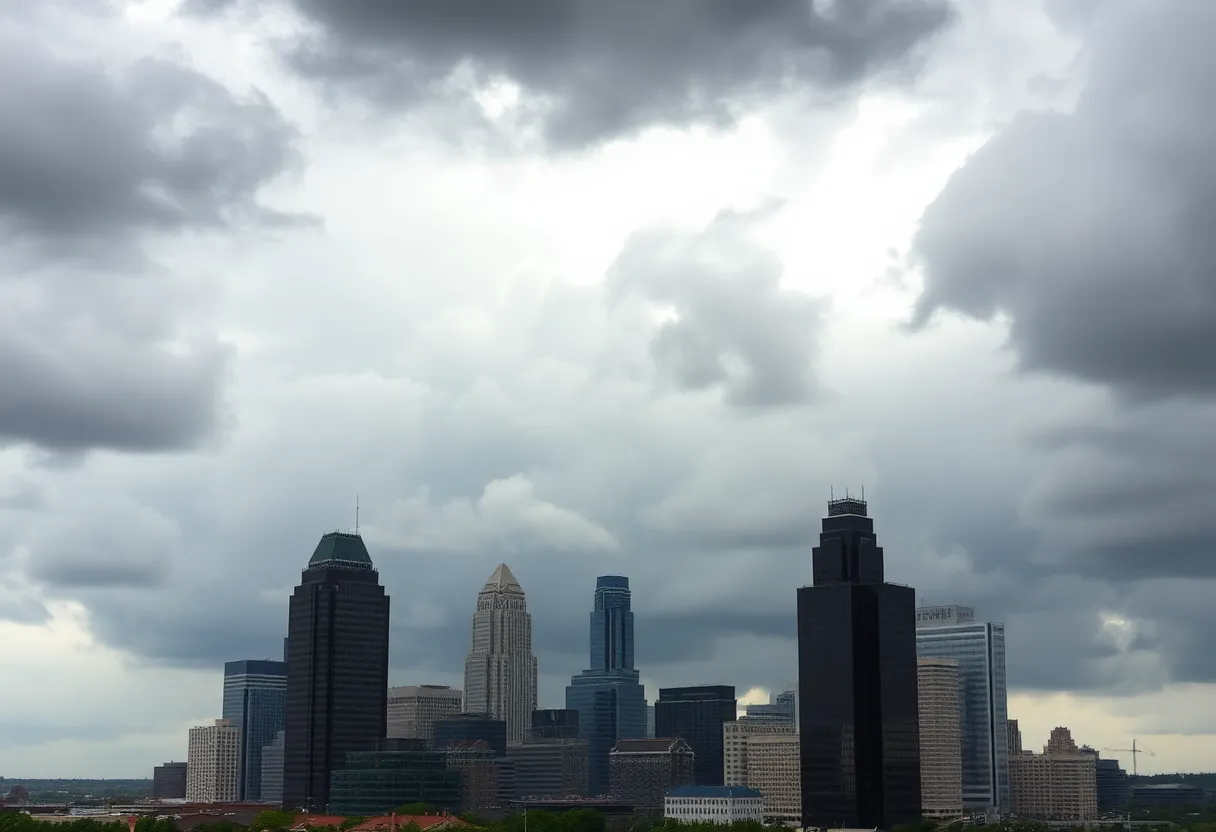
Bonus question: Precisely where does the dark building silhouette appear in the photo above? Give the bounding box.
[798,497,921,829]
[223,659,286,801]
[608,737,695,814]
[153,762,188,800]
[566,576,647,795]
[508,738,589,799]
[531,709,580,740]
[283,532,390,811]
[327,749,461,815]
[1131,783,1205,807]
[654,685,736,786]
[434,713,508,758]
[1095,757,1129,812]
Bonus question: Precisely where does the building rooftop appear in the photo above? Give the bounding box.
[308,531,374,569]
[827,496,868,517]
[666,786,763,799]
[611,737,691,754]
[482,562,523,593]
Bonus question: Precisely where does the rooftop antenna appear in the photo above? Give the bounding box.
[830,484,835,500]
[355,494,360,535]
[861,484,865,501]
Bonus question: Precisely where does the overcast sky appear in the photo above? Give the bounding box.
[2,0,1215,779]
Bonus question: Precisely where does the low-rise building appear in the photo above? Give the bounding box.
[328,749,462,815]
[609,738,694,814]
[664,785,764,824]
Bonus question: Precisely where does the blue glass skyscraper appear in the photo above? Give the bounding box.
[223,659,287,801]
[566,576,646,796]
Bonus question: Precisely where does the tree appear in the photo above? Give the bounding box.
[251,811,297,832]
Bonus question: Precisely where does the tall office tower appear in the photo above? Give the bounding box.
[463,564,538,745]
[283,532,390,811]
[187,719,240,803]
[566,576,647,795]
[223,659,287,801]
[916,604,1010,811]
[387,685,463,746]
[798,497,921,830]
[655,685,737,786]
[917,658,964,819]
[723,721,795,786]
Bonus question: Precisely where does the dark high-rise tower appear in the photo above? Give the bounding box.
[566,576,646,795]
[283,532,390,811]
[654,685,737,786]
[798,497,921,829]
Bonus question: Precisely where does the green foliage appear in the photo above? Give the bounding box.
[251,811,297,832]
[338,819,366,832]
[392,805,438,817]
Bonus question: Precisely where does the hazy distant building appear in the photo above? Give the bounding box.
[740,690,797,725]
[187,719,240,803]
[916,604,1009,812]
[609,738,695,814]
[1131,783,1205,807]
[566,576,647,796]
[655,686,736,786]
[387,685,463,746]
[744,733,801,826]
[434,713,508,758]
[283,532,390,811]
[260,731,285,805]
[1008,727,1097,821]
[464,564,538,745]
[153,762,188,800]
[798,497,921,830]
[917,658,964,819]
[723,721,795,786]
[223,659,286,801]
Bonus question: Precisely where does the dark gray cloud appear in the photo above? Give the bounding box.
[0,18,304,454]
[911,0,1216,401]
[25,502,179,589]
[191,0,954,148]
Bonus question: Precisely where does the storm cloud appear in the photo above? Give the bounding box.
[192,0,955,148]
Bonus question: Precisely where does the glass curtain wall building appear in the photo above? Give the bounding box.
[915,605,1009,812]
[223,659,287,801]
[566,576,647,796]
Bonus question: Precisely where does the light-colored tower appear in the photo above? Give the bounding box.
[917,657,964,819]
[463,563,538,744]
[387,685,463,745]
[186,718,240,803]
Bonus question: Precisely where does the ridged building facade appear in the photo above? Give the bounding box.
[463,564,538,745]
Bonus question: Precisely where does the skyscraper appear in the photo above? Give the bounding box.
[655,685,737,786]
[187,719,240,803]
[463,564,538,745]
[223,659,286,801]
[566,576,647,795]
[283,532,390,811]
[797,496,921,829]
[916,604,1010,811]
[917,657,964,819]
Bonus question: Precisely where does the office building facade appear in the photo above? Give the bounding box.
[917,657,964,819]
[283,532,391,811]
[434,713,508,758]
[1008,727,1096,821]
[723,721,795,786]
[1095,757,1129,812]
[664,786,764,824]
[327,750,462,815]
[261,731,285,805]
[387,685,463,746]
[916,604,1010,811]
[222,659,287,801]
[608,738,695,814]
[531,709,580,740]
[187,719,240,803]
[566,576,647,796]
[798,497,921,829]
[655,685,736,786]
[744,733,801,826]
[153,762,188,800]
[740,690,797,726]
[463,564,538,745]
[507,738,590,799]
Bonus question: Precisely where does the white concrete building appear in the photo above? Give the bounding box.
[186,719,239,803]
[665,785,764,824]
[463,563,538,745]
[746,733,801,825]
[724,720,796,785]
[387,684,463,745]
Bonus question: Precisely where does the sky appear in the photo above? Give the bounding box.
[1,0,1214,779]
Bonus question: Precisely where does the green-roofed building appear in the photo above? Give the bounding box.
[283,532,390,812]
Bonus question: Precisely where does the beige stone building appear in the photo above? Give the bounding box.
[1009,726,1097,821]
[387,684,463,746]
[744,733,801,825]
[917,657,964,819]
[723,720,796,785]
[186,719,239,803]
